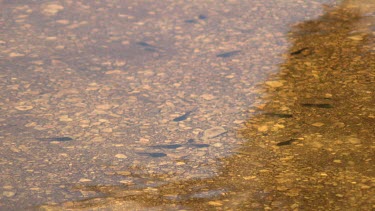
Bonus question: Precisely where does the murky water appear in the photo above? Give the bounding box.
[0,0,374,210]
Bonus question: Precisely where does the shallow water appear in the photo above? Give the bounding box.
[0,0,374,210]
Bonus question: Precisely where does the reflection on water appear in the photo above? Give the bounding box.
[0,0,373,210]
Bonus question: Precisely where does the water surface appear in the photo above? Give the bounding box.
[2,0,373,210]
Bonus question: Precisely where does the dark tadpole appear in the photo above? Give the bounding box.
[173,108,197,122]
[265,113,293,118]
[186,139,210,148]
[138,152,167,158]
[198,14,207,20]
[216,50,241,58]
[276,139,297,146]
[136,41,158,52]
[290,47,309,55]
[150,144,183,149]
[37,137,73,142]
[136,41,155,48]
[185,19,197,23]
[191,144,210,148]
[185,15,207,23]
[187,139,195,144]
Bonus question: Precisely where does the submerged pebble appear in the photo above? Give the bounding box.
[301,103,333,108]
[202,126,227,141]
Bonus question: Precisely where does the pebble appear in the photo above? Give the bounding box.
[265,80,284,88]
[334,122,345,128]
[212,143,223,147]
[208,201,223,206]
[115,154,127,159]
[3,191,15,197]
[59,115,73,122]
[9,52,25,57]
[15,106,33,111]
[79,178,92,182]
[200,94,216,100]
[102,128,113,133]
[257,125,268,132]
[347,35,364,41]
[348,137,361,144]
[360,185,370,190]
[139,138,150,143]
[42,3,64,16]
[119,180,134,185]
[96,104,112,110]
[243,176,256,180]
[3,186,13,190]
[312,122,325,127]
[105,70,124,75]
[56,19,70,25]
[117,171,131,176]
[309,141,323,148]
[91,137,105,142]
[202,127,227,140]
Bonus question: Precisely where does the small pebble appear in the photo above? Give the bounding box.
[265,81,284,88]
[312,122,324,127]
[15,106,33,111]
[203,126,227,139]
[208,201,223,206]
[115,154,127,159]
[3,191,15,197]
[212,143,223,147]
[79,178,92,182]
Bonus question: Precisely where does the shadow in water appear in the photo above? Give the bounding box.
[40,1,374,210]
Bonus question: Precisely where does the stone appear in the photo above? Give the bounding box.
[79,178,92,182]
[265,80,284,88]
[59,115,73,122]
[208,201,223,206]
[203,127,227,140]
[3,191,15,197]
[212,143,223,147]
[115,154,127,159]
[201,94,216,100]
[42,3,64,16]
[9,52,25,57]
[257,125,268,132]
[347,35,364,41]
[105,70,124,75]
[348,137,361,144]
[96,104,112,110]
[333,160,342,163]
[15,106,33,111]
[312,122,324,127]
[91,137,105,142]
